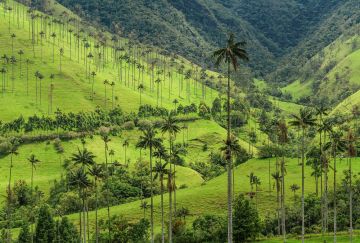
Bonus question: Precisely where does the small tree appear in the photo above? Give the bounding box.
[233,195,261,242]
[18,223,31,243]
[35,204,56,243]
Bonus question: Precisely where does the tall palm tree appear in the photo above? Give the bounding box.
[59,48,64,72]
[69,168,91,243]
[7,138,19,242]
[289,108,316,242]
[138,83,144,105]
[17,50,24,77]
[346,130,356,243]
[315,103,329,236]
[27,154,40,243]
[153,161,169,243]
[160,114,180,242]
[91,71,96,100]
[70,148,95,243]
[122,139,129,165]
[318,118,334,233]
[101,133,112,241]
[324,131,346,242]
[103,79,109,109]
[136,127,162,243]
[213,33,248,243]
[89,164,104,243]
[277,120,288,241]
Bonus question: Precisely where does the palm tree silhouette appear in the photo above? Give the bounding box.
[289,108,316,242]
[324,131,346,242]
[89,164,104,243]
[27,154,40,243]
[153,160,169,243]
[136,127,162,243]
[213,33,248,243]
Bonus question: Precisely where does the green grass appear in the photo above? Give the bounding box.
[0,1,218,121]
[62,156,360,236]
[282,34,360,103]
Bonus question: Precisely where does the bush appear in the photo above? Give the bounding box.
[233,194,262,242]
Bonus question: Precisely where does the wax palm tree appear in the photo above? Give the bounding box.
[27,154,40,242]
[346,130,356,242]
[90,71,96,99]
[103,79,109,109]
[160,114,180,241]
[289,108,316,242]
[89,164,104,243]
[138,83,144,105]
[315,103,329,236]
[101,133,112,241]
[318,118,334,233]
[324,131,346,242]
[172,99,179,113]
[153,161,169,243]
[17,50,24,77]
[7,138,19,242]
[213,33,248,243]
[71,148,96,171]
[69,168,91,243]
[39,31,45,61]
[272,171,282,235]
[277,120,288,240]
[136,127,163,243]
[51,32,56,63]
[122,139,129,165]
[11,33,16,55]
[0,67,6,95]
[140,201,149,220]
[110,81,115,108]
[155,78,161,107]
[59,48,64,72]
[290,184,300,201]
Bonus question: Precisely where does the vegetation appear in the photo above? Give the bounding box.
[0,0,359,242]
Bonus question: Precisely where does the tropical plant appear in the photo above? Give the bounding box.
[213,33,248,243]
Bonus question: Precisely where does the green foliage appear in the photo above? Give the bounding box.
[18,223,31,243]
[35,204,56,243]
[233,194,262,242]
[56,217,80,243]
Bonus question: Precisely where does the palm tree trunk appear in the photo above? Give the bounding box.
[301,128,305,243]
[150,146,154,243]
[95,179,99,243]
[333,154,337,242]
[161,176,164,243]
[349,157,353,243]
[281,156,286,241]
[226,61,233,243]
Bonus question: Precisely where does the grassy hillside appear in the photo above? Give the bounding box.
[64,156,360,237]
[283,34,360,105]
[0,0,219,121]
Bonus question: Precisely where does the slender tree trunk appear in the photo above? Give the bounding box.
[161,177,164,243]
[301,128,305,243]
[150,146,154,243]
[333,153,337,243]
[349,157,353,243]
[95,179,99,243]
[226,61,233,243]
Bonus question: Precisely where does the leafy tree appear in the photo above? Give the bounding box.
[34,204,56,243]
[18,223,31,243]
[57,217,79,243]
[233,194,261,242]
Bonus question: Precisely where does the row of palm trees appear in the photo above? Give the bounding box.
[2,1,217,113]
